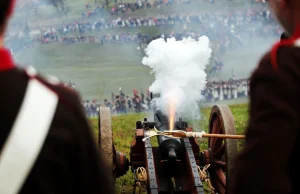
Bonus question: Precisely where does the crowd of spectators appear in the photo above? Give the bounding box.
[82,0,194,18]
[36,31,236,52]
[84,0,266,18]
[27,5,278,56]
[51,7,276,36]
[8,0,276,57]
[109,0,192,15]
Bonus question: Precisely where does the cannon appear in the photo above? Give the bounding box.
[98,103,244,194]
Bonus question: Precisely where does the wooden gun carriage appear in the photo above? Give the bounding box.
[98,104,244,194]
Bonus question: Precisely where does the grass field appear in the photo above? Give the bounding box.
[15,43,154,100]
[13,36,274,101]
[90,103,248,193]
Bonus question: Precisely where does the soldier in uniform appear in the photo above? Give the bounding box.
[227,81,232,99]
[219,82,224,101]
[237,81,243,97]
[0,1,114,194]
[213,82,219,101]
[232,81,238,99]
[229,0,300,193]
[227,82,231,98]
[242,79,248,97]
[223,82,228,99]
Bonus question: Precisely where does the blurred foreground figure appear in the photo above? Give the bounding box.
[0,1,114,194]
[229,0,300,194]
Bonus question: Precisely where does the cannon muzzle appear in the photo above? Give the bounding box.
[154,111,183,162]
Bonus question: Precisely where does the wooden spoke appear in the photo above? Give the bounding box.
[207,105,238,194]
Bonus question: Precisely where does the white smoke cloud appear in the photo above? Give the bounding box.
[142,36,212,120]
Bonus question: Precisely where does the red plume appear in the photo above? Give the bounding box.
[133,89,138,95]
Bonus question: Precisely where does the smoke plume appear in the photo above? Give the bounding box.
[142,36,212,120]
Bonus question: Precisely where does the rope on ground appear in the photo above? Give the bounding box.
[135,167,147,194]
[197,164,215,193]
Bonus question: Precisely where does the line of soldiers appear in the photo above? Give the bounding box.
[82,100,100,118]
[73,77,250,118]
[104,89,151,114]
[202,79,249,102]
[83,79,249,117]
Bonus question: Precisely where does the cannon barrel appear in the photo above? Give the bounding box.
[154,111,183,162]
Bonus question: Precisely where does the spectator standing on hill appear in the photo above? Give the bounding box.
[229,0,300,193]
[0,1,114,193]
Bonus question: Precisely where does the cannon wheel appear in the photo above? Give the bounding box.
[98,107,114,173]
[207,105,238,194]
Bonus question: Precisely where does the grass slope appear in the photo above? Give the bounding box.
[90,103,248,193]
[14,35,274,101]
[15,43,154,100]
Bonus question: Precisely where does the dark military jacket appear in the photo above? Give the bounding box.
[0,48,114,194]
[229,29,300,194]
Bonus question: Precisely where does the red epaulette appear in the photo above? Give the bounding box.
[270,25,300,71]
[270,38,297,71]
